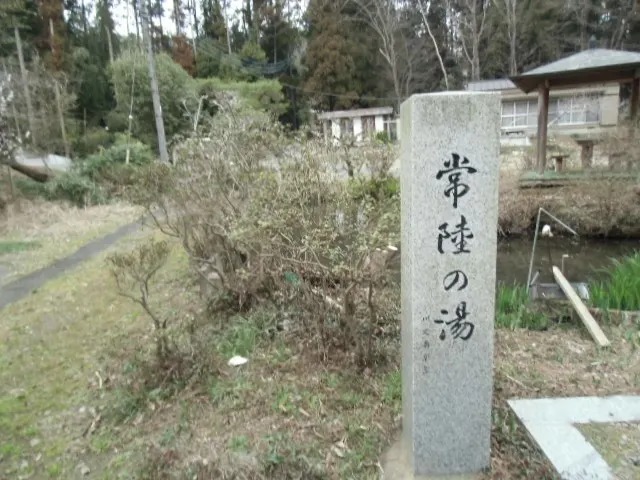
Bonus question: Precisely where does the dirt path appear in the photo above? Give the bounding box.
[0,218,145,310]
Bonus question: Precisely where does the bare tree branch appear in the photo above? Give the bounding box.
[417,0,450,90]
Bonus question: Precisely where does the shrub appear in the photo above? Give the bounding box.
[348,176,399,201]
[110,49,196,147]
[195,38,245,80]
[77,136,154,184]
[14,178,50,199]
[590,251,640,311]
[44,172,106,207]
[132,108,400,366]
[15,173,105,207]
[107,239,172,360]
[495,282,548,330]
[196,78,288,118]
[72,128,116,158]
[375,131,391,144]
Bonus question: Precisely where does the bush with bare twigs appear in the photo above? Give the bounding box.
[130,107,401,366]
[107,239,172,360]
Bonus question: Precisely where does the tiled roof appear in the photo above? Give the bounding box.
[465,79,516,91]
[522,49,640,76]
[510,48,640,92]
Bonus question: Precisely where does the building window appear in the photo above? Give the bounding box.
[549,95,600,126]
[501,99,537,129]
[362,115,376,138]
[323,120,331,141]
[384,116,398,142]
[340,118,354,138]
[500,94,601,130]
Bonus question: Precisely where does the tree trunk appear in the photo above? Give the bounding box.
[7,161,56,183]
[140,0,170,163]
[191,0,199,37]
[105,27,115,63]
[3,62,22,139]
[15,27,36,145]
[418,0,449,90]
[49,19,71,158]
[509,11,517,75]
[173,0,182,36]
[133,0,141,42]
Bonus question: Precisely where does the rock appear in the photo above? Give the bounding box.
[9,388,26,399]
[76,462,90,475]
[630,456,640,467]
[228,355,248,366]
[29,438,40,447]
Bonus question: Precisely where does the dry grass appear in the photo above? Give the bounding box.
[0,197,142,283]
[490,320,640,479]
[0,229,183,478]
[1,227,639,479]
[577,422,640,480]
[498,174,640,237]
[0,233,401,479]
[495,321,640,400]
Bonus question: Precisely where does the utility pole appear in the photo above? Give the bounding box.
[15,27,36,145]
[3,61,22,139]
[49,19,71,158]
[224,0,232,55]
[105,27,115,63]
[139,0,169,163]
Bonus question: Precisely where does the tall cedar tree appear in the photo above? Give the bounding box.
[303,0,380,111]
[39,0,66,70]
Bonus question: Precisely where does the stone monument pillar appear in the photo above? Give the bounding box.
[384,92,501,478]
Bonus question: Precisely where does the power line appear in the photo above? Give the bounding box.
[189,46,399,102]
[194,42,291,75]
[279,82,399,102]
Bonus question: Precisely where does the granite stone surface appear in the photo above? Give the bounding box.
[509,395,640,480]
[399,92,501,476]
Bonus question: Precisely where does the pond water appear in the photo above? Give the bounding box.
[497,236,639,285]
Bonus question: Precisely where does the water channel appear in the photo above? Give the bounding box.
[496,236,639,285]
[389,237,639,285]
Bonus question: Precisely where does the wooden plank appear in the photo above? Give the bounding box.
[552,266,611,347]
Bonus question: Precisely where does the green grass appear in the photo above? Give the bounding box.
[495,282,549,330]
[0,229,405,479]
[0,231,187,477]
[590,251,640,311]
[0,240,40,256]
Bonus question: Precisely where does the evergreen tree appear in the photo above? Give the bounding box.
[0,0,40,58]
[303,0,376,110]
[201,0,228,42]
[39,0,67,71]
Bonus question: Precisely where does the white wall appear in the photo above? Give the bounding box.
[374,115,385,133]
[331,120,340,144]
[323,113,399,143]
[353,117,363,141]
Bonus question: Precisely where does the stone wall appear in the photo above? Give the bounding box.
[500,139,611,172]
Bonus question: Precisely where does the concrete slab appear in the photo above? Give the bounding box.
[509,395,640,480]
[0,218,145,310]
